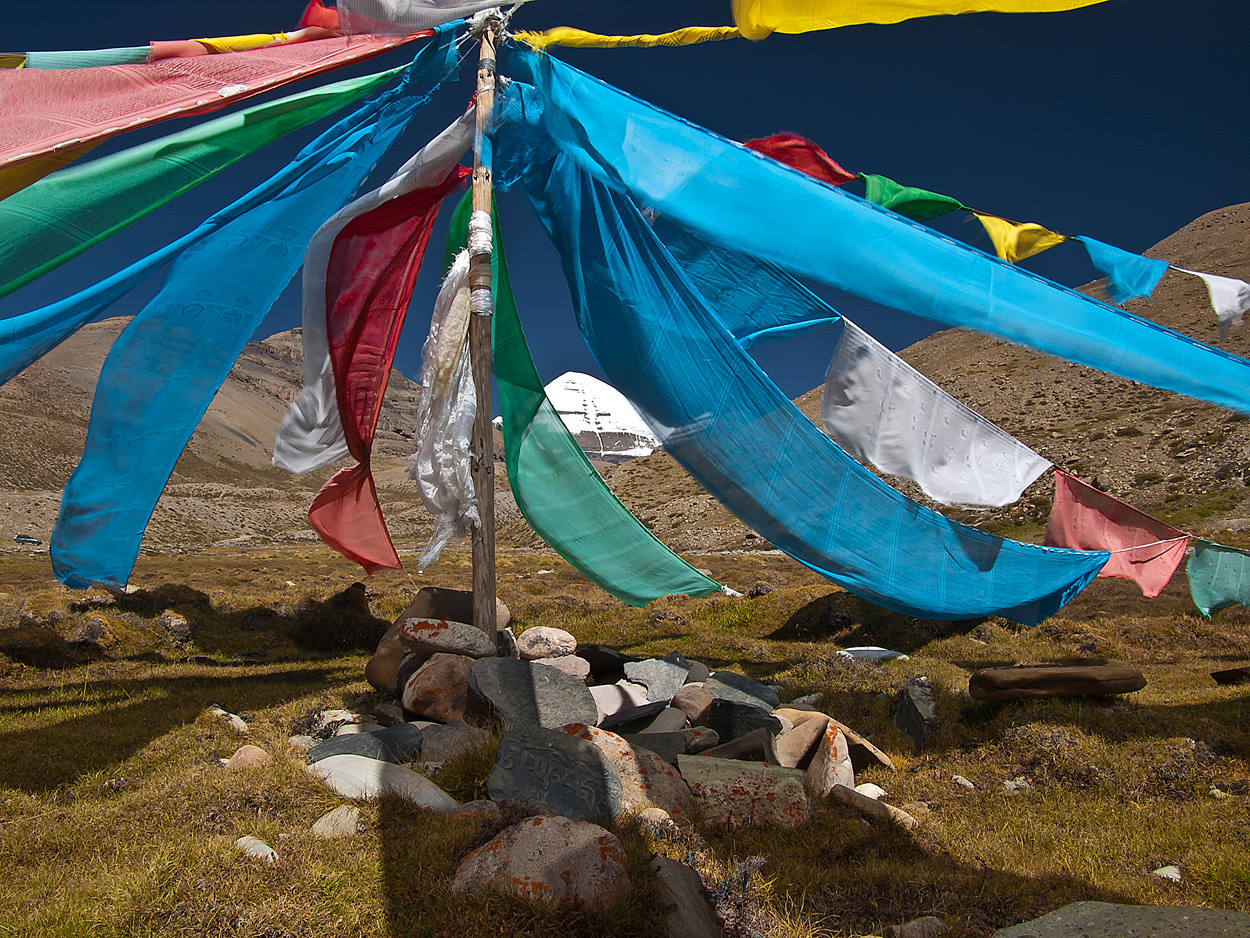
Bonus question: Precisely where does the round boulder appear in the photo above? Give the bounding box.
[516,626,578,660]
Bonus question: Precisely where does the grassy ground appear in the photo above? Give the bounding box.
[1,545,1248,937]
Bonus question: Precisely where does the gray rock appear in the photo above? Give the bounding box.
[624,731,687,766]
[672,685,714,725]
[651,856,721,938]
[335,722,385,735]
[686,660,710,683]
[400,618,496,659]
[516,626,577,660]
[701,727,771,761]
[469,657,599,730]
[591,681,653,721]
[624,657,690,702]
[311,805,361,839]
[599,700,671,732]
[306,755,457,810]
[706,698,782,743]
[496,626,520,659]
[887,916,945,938]
[533,654,592,682]
[563,723,695,820]
[307,724,423,765]
[684,727,719,753]
[637,707,689,734]
[451,815,629,908]
[791,693,824,707]
[703,671,780,710]
[372,702,405,727]
[420,720,489,764]
[488,726,623,822]
[895,676,939,748]
[158,612,192,644]
[677,755,811,828]
[992,901,1250,937]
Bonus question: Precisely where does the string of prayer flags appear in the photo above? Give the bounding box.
[1187,539,1250,617]
[974,212,1066,264]
[517,26,743,51]
[1076,236,1169,304]
[1044,471,1187,598]
[821,320,1051,508]
[24,47,149,69]
[745,133,857,187]
[336,0,505,34]
[1173,268,1250,337]
[731,0,1114,40]
[860,173,966,222]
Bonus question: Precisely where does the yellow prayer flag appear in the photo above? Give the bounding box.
[0,140,100,202]
[732,0,1112,40]
[194,33,290,54]
[516,25,742,52]
[974,212,1066,264]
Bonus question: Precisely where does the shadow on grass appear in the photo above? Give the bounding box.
[768,590,988,652]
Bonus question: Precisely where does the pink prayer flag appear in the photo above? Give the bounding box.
[0,34,417,173]
[1043,470,1187,598]
[308,164,469,574]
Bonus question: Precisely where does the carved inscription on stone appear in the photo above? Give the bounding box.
[487,726,623,823]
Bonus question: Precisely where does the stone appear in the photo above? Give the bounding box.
[372,702,405,727]
[686,660,710,683]
[684,727,719,753]
[516,626,578,660]
[703,671,780,710]
[792,693,824,707]
[838,645,910,661]
[488,726,623,822]
[1211,666,1250,686]
[624,732,687,766]
[311,805,361,839]
[401,653,474,722]
[446,799,501,823]
[969,664,1146,701]
[600,700,675,733]
[895,677,939,748]
[561,724,694,820]
[829,784,918,830]
[533,654,592,682]
[307,724,423,765]
[990,901,1250,938]
[158,612,192,644]
[638,806,673,828]
[636,707,689,735]
[706,698,783,743]
[207,705,248,735]
[288,735,315,750]
[368,587,511,693]
[651,856,721,938]
[311,709,369,736]
[577,644,641,679]
[497,625,520,659]
[450,815,630,909]
[671,685,715,725]
[952,775,976,790]
[335,722,385,735]
[773,706,828,728]
[701,727,771,762]
[307,755,457,811]
[770,714,829,768]
[624,657,690,703]
[678,755,812,828]
[400,618,496,660]
[830,718,897,772]
[235,835,277,864]
[855,782,888,800]
[469,657,599,730]
[805,722,855,795]
[887,916,946,938]
[1153,865,1183,882]
[225,745,271,771]
[1004,776,1033,794]
[590,681,654,722]
[420,720,489,764]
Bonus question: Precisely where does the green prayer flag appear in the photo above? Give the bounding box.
[444,192,723,606]
[860,173,966,222]
[0,65,403,300]
[1187,538,1250,617]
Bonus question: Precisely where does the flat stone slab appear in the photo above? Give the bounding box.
[533,654,591,682]
[451,815,629,909]
[896,677,938,748]
[488,726,623,823]
[677,754,811,828]
[420,720,488,764]
[306,755,456,810]
[561,724,694,820]
[970,665,1146,701]
[306,723,424,765]
[1211,666,1250,686]
[706,698,782,743]
[469,657,599,730]
[624,657,690,702]
[590,680,651,721]
[992,901,1250,937]
[400,618,496,659]
[599,699,670,732]
[623,731,687,766]
[703,671,780,710]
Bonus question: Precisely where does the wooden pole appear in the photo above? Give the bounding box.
[468,18,498,641]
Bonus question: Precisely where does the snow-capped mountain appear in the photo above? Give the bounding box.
[492,372,660,463]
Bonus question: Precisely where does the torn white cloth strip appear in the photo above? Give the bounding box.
[1173,267,1250,336]
[408,248,479,569]
[272,108,474,473]
[820,320,1052,508]
[338,0,506,33]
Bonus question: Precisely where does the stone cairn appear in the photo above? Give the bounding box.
[226,587,904,918]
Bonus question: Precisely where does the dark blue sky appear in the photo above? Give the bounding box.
[4,1,1248,398]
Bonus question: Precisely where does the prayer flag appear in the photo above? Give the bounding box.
[1044,471,1186,598]
[1173,267,1250,336]
[1187,539,1250,617]
[1077,236,1168,304]
[516,26,742,51]
[745,133,856,187]
[974,212,1066,263]
[861,173,965,222]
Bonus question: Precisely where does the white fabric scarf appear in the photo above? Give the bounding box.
[408,248,478,569]
[338,0,511,33]
[820,320,1051,508]
[272,108,475,473]
[1174,267,1250,338]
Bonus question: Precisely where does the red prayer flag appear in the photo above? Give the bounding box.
[300,1,341,30]
[745,132,856,187]
[1043,471,1187,598]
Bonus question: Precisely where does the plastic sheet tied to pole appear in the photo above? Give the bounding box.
[498,50,1250,417]
[48,30,458,589]
[511,145,1107,624]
